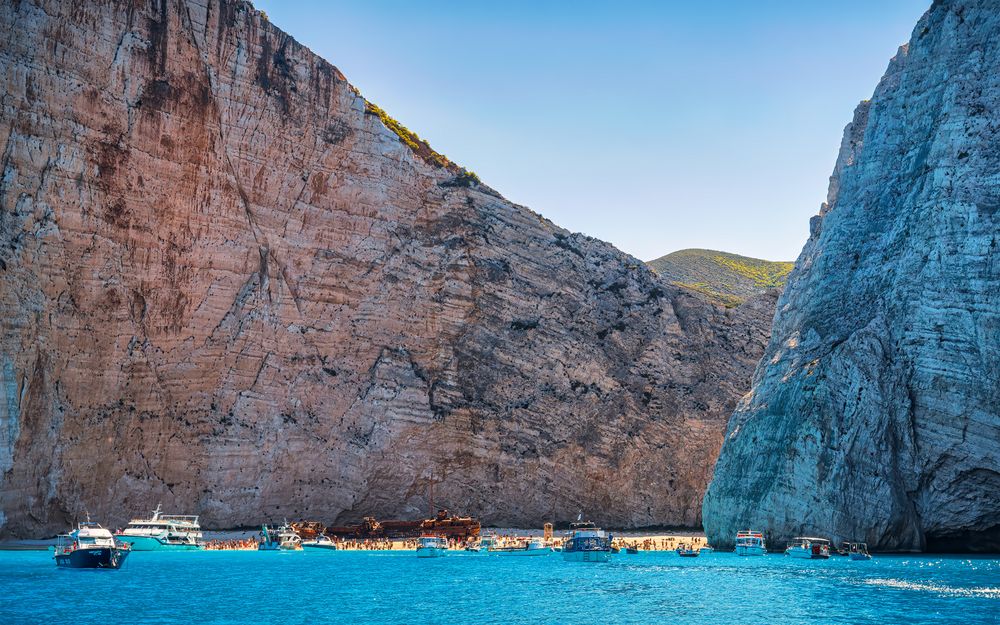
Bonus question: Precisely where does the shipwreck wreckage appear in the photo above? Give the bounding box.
[292,510,481,540]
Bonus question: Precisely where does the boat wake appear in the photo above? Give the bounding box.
[863,578,1000,599]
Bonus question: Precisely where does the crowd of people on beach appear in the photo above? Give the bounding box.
[199,533,706,551]
[204,538,260,550]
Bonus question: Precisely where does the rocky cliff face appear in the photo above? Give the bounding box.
[0,0,776,536]
[704,0,1000,552]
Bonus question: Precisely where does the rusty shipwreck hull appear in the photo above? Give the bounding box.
[300,510,481,540]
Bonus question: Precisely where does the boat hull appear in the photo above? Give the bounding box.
[416,547,447,558]
[489,548,551,557]
[55,547,130,569]
[786,547,829,559]
[302,543,338,550]
[850,553,872,561]
[736,545,766,556]
[115,535,201,551]
[259,543,301,551]
[561,549,611,563]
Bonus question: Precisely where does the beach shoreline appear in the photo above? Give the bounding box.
[0,528,710,551]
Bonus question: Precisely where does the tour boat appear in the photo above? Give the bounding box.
[416,535,449,558]
[114,504,203,551]
[488,538,551,557]
[735,530,767,556]
[561,521,612,562]
[302,535,338,550]
[54,521,131,569]
[259,522,302,551]
[848,542,872,560]
[785,537,831,559]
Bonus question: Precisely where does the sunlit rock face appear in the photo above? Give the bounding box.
[0,0,777,536]
[704,0,1000,552]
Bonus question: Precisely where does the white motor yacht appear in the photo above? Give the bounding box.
[735,530,767,556]
[785,537,831,559]
[259,522,302,551]
[416,535,449,558]
[302,535,339,550]
[489,538,551,557]
[115,504,203,551]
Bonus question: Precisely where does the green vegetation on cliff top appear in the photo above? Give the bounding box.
[365,101,483,187]
[647,249,793,307]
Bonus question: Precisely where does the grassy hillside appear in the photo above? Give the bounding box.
[647,249,793,307]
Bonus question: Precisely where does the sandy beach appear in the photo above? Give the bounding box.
[0,528,711,552]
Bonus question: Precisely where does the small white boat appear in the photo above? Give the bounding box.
[785,537,830,559]
[676,545,699,558]
[259,522,302,551]
[735,530,766,556]
[699,546,714,554]
[489,538,551,557]
[465,534,496,553]
[302,535,338,550]
[848,542,872,560]
[114,504,203,551]
[561,521,612,563]
[416,535,449,558]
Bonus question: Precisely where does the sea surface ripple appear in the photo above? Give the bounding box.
[1,550,998,624]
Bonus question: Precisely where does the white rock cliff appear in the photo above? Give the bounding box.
[704,0,1000,552]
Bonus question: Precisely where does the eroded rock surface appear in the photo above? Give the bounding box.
[0,0,776,536]
[704,0,1000,552]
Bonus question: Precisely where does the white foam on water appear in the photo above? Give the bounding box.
[864,578,1000,599]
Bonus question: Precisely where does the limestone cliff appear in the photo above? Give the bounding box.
[0,0,775,536]
[704,0,1000,552]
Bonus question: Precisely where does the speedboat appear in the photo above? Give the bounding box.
[848,542,872,560]
[785,537,831,559]
[54,521,131,569]
[115,504,203,551]
[416,535,449,558]
[735,530,766,556]
[489,538,551,557]
[302,535,338,550]
[676,545,699,557]
[561,521,612,562]
[465,534,496,552]
[259,522,302,550]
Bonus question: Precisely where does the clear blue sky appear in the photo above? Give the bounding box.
[255,0,929,262]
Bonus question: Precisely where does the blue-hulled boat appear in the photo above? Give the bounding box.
[561,521,612,562]
[54,521,131,569]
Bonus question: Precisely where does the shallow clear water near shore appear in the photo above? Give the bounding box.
[1,550,997,624]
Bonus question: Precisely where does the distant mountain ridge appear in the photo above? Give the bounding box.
[646,249,793,307]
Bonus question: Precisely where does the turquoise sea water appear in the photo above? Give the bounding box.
[1,550,997,625]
